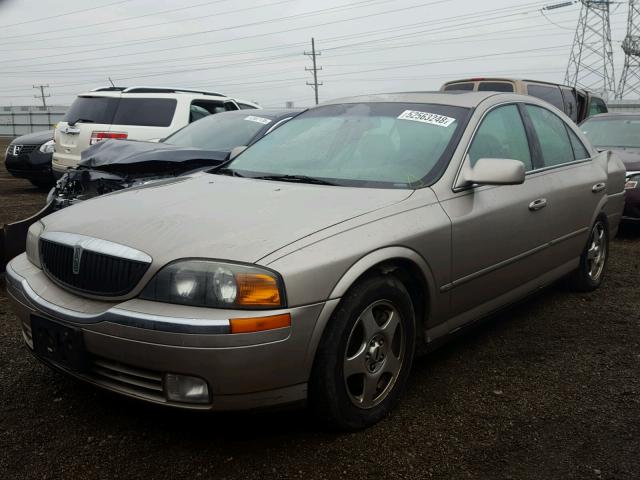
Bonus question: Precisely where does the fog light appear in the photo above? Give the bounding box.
[164,373,210,404]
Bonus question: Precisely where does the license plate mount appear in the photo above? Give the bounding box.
[31,316,88,372]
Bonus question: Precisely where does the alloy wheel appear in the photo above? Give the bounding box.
[343,300,405,409]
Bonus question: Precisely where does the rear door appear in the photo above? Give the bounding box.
[522,103,604,263]
[55,94,121,169]
[438,103,554,316]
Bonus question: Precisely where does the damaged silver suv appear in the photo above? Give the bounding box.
[6,92,625,430]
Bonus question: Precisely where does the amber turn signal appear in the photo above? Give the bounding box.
[230,313,291,334]
[235,273,282,307]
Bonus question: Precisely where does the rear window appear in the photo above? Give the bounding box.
[478,82,514,92]
[63,96,177,127]
[527,84,564,111]
[63,96,119,124]
[443,82,474,91]
[588,97,608,116]
[112,98,177,127]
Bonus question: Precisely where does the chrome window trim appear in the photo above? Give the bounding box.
[264,116,293,135]
[452,101,594,192]
[40,231,152,264]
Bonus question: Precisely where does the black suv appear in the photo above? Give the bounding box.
[4,130,55,188]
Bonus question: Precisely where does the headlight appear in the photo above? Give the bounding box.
[140,260,286,309]
[26,221,44,268]
[39,139,55,154]
[625,171,640,190]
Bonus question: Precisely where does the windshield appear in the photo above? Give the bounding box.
[223,102,469,188]
[582,116,640,148]
[164,113,273,151]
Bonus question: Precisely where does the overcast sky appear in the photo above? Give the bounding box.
[0,0,633,108]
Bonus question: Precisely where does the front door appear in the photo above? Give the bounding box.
[439,103,554,316]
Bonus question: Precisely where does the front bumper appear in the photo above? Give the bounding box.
[5,150,54,182]
[623,188,640,221]
[5,255,339,410]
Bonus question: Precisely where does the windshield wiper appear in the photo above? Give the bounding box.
[251,174,336,186]
[68,118,95,126]
[215,167,244,177]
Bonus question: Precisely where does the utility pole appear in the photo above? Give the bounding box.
[617,1,640,98]
[565,1,618,100]
[304,37,323,105]
[33,84,50,110]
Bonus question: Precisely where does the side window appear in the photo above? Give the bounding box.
[237,102,257,110]
[443,82,474,91]
[588,97,608,116]
[224,101,239,111]
[527,84,565,111]
[525,104,575,167]
[478,82,514,92]
[560,87,578,122]
[190,100,225,115]
[567,128,590,160]
[468,104,533,171]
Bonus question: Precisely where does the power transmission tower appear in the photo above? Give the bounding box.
[565,1,618,99]
[304,37,323,105]
[33,84,50,110]
[618,1,640,98]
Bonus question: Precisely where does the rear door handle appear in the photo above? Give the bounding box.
[592,182,606,193]
[528,198,547,211]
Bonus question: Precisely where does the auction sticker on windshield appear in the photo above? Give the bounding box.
[397,110,456,127]
[245,116,272,125]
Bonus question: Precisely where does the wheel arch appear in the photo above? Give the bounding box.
[303,247,436,374]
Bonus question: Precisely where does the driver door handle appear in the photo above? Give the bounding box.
[529,198,547,211]
[592,182,606,193]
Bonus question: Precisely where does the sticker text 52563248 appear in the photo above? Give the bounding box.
[244,116,272,125]
[397,110,456,127]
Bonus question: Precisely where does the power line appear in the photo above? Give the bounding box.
[32,84,50,110]
[305,38,323,105]
[0,0,134,29]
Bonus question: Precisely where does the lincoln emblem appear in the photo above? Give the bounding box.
[72,244,83,275]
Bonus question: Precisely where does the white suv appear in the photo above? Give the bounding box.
[52,86,259,176]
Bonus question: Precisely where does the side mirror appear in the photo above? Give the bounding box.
[229,145,247,160]
[460,158,525,186]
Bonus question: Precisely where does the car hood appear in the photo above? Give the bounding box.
[79,139,229,173]
[602,147,640,171]
[11,129,54,145]
[41,172,413,265]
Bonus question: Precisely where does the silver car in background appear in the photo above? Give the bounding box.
[6,92,626,430]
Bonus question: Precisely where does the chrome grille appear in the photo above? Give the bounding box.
[9,144,38,156]
[40,238,150,297]
[90,356,164,402]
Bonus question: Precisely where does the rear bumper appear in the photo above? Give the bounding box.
[5,256,339,410]
[52,153,80,177]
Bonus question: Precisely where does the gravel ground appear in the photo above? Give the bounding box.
[0,145,639,480]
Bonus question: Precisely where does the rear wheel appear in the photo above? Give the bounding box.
[567,217,609,292]
[309,274,416,430]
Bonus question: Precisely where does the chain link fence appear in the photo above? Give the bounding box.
[0,107,67,137]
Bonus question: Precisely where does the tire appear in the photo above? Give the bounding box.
[309,274,416,430]
[566,216,609,292]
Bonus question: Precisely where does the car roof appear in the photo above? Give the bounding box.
[585,112,640,119]
[318,91,503,108]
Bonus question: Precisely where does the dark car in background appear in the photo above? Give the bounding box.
[581,113,640,222]
[4,130,55,188]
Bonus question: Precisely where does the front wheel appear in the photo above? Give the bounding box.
[309,274,416,430]
[567,217,609,292]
